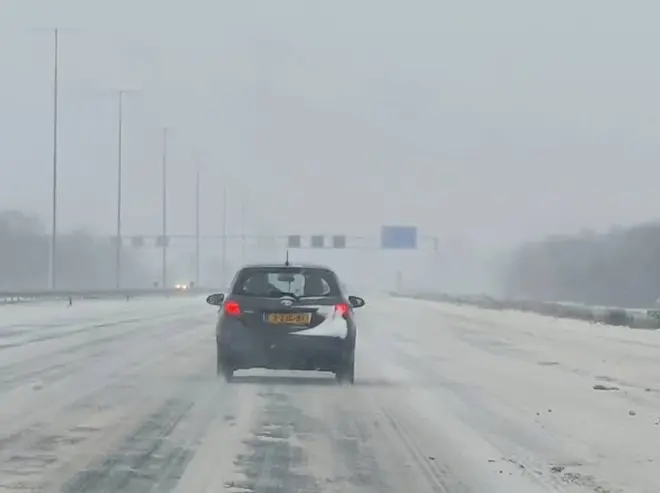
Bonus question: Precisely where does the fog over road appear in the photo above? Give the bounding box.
[0,296,658,493]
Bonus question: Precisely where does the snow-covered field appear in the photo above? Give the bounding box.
[0,295,657,492]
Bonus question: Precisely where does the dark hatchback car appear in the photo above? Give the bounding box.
[206,263,366,384]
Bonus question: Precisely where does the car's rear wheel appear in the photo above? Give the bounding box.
[216,342,234,382]
[335,349,355,385]
[220,365,234,382]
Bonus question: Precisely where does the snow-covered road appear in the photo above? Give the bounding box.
[0,295,658,492]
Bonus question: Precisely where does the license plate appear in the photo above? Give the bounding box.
[267,312,311,325]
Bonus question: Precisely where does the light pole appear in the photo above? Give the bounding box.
[49,28,60,290]
[115,90,126,289]
[32,27,79,288]
[221,187,227,285]
[161,127,169,289]
[195,156,201,287]
[90,87,140,289]
[240,200,246,264]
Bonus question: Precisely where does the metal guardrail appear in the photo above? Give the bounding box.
[394,291,660,330]
[0,287,223,305]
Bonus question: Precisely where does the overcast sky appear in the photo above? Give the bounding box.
[1,0,659,250]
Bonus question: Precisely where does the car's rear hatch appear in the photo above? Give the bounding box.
[228,295,344,334]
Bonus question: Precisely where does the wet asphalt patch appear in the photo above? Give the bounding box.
[60,398,196,493]
[230,389,320,493]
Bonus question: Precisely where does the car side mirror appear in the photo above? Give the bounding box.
[348,296,366,309]
[206,293,225,306]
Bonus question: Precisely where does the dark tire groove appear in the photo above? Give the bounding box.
[60,398,195,493]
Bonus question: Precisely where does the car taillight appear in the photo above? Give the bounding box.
[335,303,350,318]
[224,301,241,316]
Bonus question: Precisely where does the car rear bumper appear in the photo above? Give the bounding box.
[218,328,352,371]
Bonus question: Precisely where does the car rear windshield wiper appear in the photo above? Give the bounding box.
[240,290,299,299]
[277,292,299,299]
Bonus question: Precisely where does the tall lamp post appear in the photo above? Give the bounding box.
[195,156,201,287]
[161,127,169,289]
[49,28,60,290]
[114,90,126,289]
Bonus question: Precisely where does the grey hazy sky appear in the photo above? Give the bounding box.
[1,0,659,249]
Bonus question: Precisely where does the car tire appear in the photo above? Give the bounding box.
[220,365,234,382]
[216,342,234,382]
[335,349,355,385]
[217,359,234,382]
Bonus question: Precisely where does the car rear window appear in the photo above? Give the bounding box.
[231,267,341,298]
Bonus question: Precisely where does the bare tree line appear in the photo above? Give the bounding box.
[7,205,659,306]
[0,210,153,290]
[503,222,660,308]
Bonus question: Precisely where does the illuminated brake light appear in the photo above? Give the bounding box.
[335,303,350,318]
[224,301,241,316]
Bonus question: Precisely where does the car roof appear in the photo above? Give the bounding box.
[238,262,336,272]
